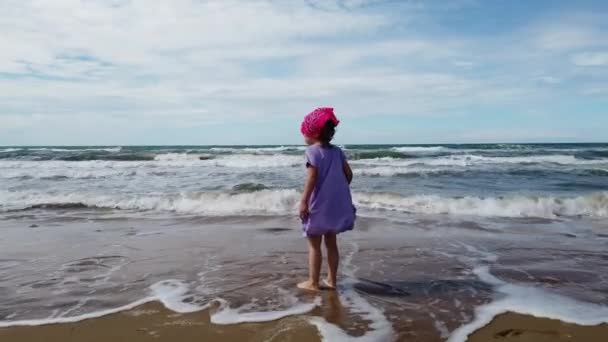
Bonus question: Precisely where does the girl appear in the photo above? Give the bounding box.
[298,107,355,291]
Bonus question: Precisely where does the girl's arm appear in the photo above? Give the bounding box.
[299,166,318,219]
[343,160,353,185]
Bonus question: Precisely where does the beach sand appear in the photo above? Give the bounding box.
[468,312,608,341]
[2,216,608,341]
[0,302,319,342]
[2,304,607,342]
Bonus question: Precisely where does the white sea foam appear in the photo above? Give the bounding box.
[353,166,456,177]
[391,146,446,153]
[0,167,139,180]
[27,147,122,152]
[153,153,301,167]
[0,279,199,328]
[0,297,155,328]
[210,146,305,153]
[211,295,320,324]
[0,153,302,179]
[354,192,608,218]
[153,153,202,161]
[0,148,22,153]
[353,154,608,167]
[309,242,395,342]
[309,283,395,342]
[207,154,302,168]
[447,266,608,342]
[2,190,607,218]
[0,189,301,216]
[0,279,318,329]
[150,279,206,313]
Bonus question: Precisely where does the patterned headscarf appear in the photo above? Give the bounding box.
[300,107,340,138]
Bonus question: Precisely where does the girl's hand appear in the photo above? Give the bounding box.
[299,201,309,220]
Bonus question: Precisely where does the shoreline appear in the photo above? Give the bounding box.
[0,302,320,342]
[468,312,608,341]
[2,301,608,342]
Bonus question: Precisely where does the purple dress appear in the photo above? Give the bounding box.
[302,144,356,236]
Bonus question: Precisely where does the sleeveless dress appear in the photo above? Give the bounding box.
[302,144,356,236]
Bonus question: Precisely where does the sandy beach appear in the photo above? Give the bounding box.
[2,304,608,342]
[0,302,319,342]
[468,313,608,342]
[2,213,608,341]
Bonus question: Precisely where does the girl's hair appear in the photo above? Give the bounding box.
[319,120,336,145]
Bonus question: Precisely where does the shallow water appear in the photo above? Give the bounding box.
[1,214,607,341]
[1,144,608,340]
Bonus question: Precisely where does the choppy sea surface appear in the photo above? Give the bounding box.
[1,143,608,341]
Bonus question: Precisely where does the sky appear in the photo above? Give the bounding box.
[1,0,608,146]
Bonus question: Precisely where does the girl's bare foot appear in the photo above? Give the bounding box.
[322,279,337,290]
[297,280,320,291]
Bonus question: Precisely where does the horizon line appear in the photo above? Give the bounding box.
[2,142,608,148]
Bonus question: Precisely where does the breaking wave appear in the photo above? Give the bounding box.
[2,190,607,219]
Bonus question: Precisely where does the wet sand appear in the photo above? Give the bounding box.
[1,215,608,341]
[0,302,319,342]
[2,305,607,342]
[468,312,608,341]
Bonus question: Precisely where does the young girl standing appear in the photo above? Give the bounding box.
[298,107,356,291]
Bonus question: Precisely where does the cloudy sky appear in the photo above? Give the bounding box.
[1,0,607,145]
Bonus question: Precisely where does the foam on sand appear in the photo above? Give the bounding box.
[447,266,608,342]
[309,242,395,342]
[211,293,320,325]
[0,279,202,328]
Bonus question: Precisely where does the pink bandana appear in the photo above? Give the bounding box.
[300,107,340,138]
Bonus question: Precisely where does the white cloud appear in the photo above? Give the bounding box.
[0,0,483,124]
[572,52,608,66]
[1,1,607,144]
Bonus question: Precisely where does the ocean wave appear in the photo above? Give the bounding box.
[139,153,299,167]
[352,154,608,167]
[0,163,165,179]
[210,146,305,153]
[0,190,301,216]
[0,148,23,153]
[28,147,122,152]
[353,166,458,177]
[391,146,446,153]
[231,183,269,192]
[350,151,413,160]
[355,192,608,218]
[205,154,302,168]
[2,190,607,218]
[153,153,207,161]
[2,153,299,168]
[0,154,153,162]
[583,168,608,177]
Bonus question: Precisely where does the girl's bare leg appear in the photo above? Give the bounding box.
[298,235,322,291]
[324,233,339,289]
